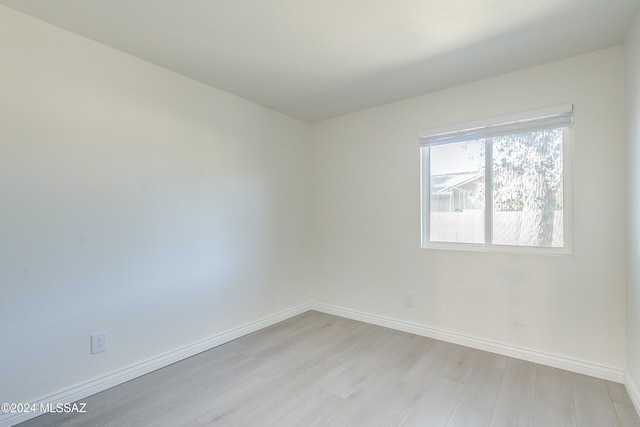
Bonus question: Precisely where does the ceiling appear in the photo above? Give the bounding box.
[2,0,639,122]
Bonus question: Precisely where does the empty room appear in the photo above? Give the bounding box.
[2,1,640,426]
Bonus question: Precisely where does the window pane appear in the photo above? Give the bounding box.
[430,140,485,244]
[491,129,564,247]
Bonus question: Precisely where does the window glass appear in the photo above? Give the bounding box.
[429,140,485,244]
[491,129,564,247]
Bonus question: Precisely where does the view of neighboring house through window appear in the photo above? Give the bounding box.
[420,105,573,253]
[430,140,485,244]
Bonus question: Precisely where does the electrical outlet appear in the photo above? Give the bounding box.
[404,293,414,307]
[91,332,107,354]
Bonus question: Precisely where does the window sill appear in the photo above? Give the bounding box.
[421,241,573,256]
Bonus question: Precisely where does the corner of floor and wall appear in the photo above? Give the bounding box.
[1,4,640,427]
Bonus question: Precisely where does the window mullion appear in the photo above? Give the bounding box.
[420,147,430,247]
[485,138,493,246]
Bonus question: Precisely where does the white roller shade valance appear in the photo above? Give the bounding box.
[419,104,573,147]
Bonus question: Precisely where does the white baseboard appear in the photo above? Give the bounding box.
[0,303,310,427]
[311,302,626,383]
[626,372,640,417]
[3,301,633,427]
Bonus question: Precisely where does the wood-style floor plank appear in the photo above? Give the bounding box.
[572,372,622,427]
[316,366,408,427]
[489,358,537,426]
[439,345,480,385]
[533,365,576,427]
[444,350,508,427]
[401,340,457,388]
[349,379,424,427]
[401,377,464,427]
[608,381,640,427]
[15,311,640,427]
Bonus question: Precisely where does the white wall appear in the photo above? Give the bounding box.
[1,1,634,411]
[311,47,627,369]
[0,6,311,404]
[626,11,640,397]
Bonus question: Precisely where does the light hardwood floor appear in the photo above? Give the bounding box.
[17,311,640,427]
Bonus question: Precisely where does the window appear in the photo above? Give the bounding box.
[420,105,573,254]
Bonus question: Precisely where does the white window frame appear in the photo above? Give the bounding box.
[420,105,574,255]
